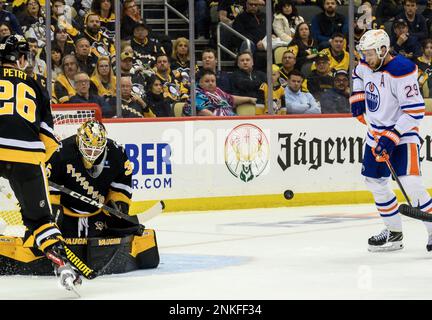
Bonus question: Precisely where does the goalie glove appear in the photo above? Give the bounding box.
[372,129,401,162]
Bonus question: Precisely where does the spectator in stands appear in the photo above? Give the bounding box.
[0,22,12,38]
[312,33,349,72]
[199,48,232,93]
[90,56,116,110]
[376,0,403,24]
[311,0,348,49]
[121,0,145,41]
[131,22,165,73]
[195,0,211,39]
[24,52,47,89]
[285,70,321,114]
[0,0,22,35]
[16,0,42,35]
[51,0,79,39]
[217,0,245,50]
[120,75,155,118]
[27,37,46,77]
[153,53,188,105]
[73,0,92,22]
[393,0,428,42]
[74,37,97,76]
[69,72,114,118]
[273,0,304,45]
[144,75,173,117]
[230,51,266,105]
[319,69,350,113]
[51,45,63,82]
[91,0,115,39]
[82,13,115,59]
[391,18,422,59]
[422,0,432,24]
[120,48,148,98]
[218,0,244,26]
[278,50,297,87]
[232,0,266,54]
[184,70,257,117]
[287,22,319,73]
[171,37,191,83]
[53,54,79,104]
[258,65,286,115]
[52,27,75,56]
[416,38,432,97]
[304,53,334,101]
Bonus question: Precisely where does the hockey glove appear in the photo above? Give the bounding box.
[350,93,366,124]
[373,130,401,162]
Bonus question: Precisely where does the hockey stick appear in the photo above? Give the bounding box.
[48,181,164,227]
[362,116,432,221]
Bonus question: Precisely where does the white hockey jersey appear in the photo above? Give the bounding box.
[350,55,425,147]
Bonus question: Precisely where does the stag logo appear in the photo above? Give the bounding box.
[225,124,269,182]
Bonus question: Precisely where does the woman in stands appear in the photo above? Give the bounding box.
[90,56,117,109]
[51,45,63,82]
[145,75,173,117]
[183,70,256,117]
[273,0,304,45]
[171,37,198,88]
[0,23,12,38]
[52,27,75,56]
[287,22,319,72]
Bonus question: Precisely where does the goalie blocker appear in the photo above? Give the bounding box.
[0,229,159,276]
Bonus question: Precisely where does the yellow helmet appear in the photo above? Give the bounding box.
[76,120,107,164]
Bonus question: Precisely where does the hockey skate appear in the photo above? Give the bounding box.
[45,243,82,296]
[426,233,432,252]
[368,229,403,252]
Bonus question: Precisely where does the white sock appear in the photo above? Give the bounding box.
[365,177,402,232]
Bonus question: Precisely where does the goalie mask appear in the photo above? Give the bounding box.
[76,120,107,166]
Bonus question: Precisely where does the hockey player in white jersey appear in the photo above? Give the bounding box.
[350,29,432,252]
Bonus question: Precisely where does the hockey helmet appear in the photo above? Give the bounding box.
[0,35,30,64]
[76,120,107,164]
[357,29,390,62]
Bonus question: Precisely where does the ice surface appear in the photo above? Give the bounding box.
[1,203,431,300]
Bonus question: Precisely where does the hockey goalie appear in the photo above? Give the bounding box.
[0,120,160,275]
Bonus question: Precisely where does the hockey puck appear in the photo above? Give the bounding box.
[284,190,294,200]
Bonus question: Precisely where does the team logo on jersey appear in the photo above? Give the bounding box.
[365,82,380,112]
[225,124,269,182]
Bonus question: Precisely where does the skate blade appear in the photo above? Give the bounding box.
[63,277,81,298]
[368,241,403,252]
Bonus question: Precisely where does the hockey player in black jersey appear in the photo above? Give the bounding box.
[0,35,83,291]
[46,119,142,238]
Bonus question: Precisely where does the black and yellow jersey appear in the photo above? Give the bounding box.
[46,136,133,218]
[0,66,58,165]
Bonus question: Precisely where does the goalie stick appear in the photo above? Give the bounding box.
[48,181,164,226]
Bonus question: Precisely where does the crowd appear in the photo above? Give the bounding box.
[2,0,430,117]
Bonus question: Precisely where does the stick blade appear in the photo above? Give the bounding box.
[399,204,432,222]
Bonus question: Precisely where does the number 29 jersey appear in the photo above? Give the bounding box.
[0,67,58,165]
[351,54,425,148]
